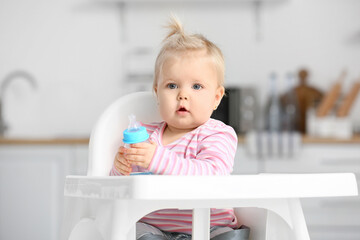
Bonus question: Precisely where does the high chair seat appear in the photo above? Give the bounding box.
[61,91,358,240]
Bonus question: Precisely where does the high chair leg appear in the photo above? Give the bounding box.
[289,199,310,240]
[192,208,210,239]
[110,200,137,240]
[265,210,293,240]
[68,218,103,240]
[264,199,310,240]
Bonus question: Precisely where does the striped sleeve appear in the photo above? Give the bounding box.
[109,165,121,176]
[148,123,237,175]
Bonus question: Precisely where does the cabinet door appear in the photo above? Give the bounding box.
[233,146,259,174]
[0,145,87,240]
[259,144,360,240]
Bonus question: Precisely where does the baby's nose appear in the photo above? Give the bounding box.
[177,94,188,100]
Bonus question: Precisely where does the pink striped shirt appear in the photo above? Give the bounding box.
[110,118,239,234]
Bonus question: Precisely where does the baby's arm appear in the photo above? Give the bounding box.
[146,128,237,175]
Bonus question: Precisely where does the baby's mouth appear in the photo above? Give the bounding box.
[177,106,189,113]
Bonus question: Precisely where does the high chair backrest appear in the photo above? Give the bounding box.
[87,91,162,176]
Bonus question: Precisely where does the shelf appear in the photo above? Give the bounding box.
[95,0,284,2]
[237,134,360,145]
[301,135,360,144]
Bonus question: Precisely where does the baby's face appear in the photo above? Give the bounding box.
[155,49,224,132]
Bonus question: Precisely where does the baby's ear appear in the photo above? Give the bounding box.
[215,86,225,103]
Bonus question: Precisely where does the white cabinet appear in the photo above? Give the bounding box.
[0,144,88,240]
[234,143,360,240]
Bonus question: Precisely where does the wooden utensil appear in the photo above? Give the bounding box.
[336,81,360,117]
[316,70,346,117]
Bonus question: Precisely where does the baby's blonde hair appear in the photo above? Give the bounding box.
[153,16,225,91]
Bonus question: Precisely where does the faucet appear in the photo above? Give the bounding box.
[0,70,37,136]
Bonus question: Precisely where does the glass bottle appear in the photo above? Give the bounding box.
[281,72,300,158]
[281,72,300,133]
[265,72,281,158]
[265,72,281,132]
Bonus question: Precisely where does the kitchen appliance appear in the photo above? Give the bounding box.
[211,87,259,134]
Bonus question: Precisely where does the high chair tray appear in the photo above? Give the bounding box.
[64,173,358,200]
[62,173,358,240]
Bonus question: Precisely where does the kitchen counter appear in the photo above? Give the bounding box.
[237,134,360,144]
[1,135,360,145]
[0,137,89,145]
[301,134,360,144]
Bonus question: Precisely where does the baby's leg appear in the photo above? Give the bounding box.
[210,226,234,238]
[210,226,250,240]
[136,222,168,240]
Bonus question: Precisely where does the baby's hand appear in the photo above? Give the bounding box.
[123,141,157,169]
[114,146,132,175]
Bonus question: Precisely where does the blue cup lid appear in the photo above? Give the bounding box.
[123,126,149,144]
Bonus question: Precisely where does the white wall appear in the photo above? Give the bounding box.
[0,0,359,137]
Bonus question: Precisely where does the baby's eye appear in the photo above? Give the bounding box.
[192,84,202,90]
[167,83,178,89]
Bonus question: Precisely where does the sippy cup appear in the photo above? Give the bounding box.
[122,114,152,175]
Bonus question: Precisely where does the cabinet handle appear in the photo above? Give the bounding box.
[319,198,360,208]
[321,158,360,166]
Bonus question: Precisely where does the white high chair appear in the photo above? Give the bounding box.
[61,91,358,240]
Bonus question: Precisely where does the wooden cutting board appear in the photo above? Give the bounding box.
[294,69,323,133]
